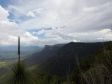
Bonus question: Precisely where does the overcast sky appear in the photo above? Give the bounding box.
[0,0,112,45]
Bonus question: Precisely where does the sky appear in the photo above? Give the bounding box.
[0,0,112,46]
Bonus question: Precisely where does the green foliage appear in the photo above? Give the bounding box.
[1,42,112,84]
[31,69,62,84]
[10,62,32,84]
[72,42,112,84]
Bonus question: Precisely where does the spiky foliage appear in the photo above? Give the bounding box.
[10,62,32,84]
[9,37,32,84]
[75,42,112,84]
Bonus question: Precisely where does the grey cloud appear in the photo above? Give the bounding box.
[2,0,112,45]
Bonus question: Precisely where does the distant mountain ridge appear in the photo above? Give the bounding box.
[26,42,107,75]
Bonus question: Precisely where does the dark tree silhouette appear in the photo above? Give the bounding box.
[18,36,20,63]
[10,36,31,84]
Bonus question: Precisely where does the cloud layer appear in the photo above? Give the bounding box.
[0,0,112,45]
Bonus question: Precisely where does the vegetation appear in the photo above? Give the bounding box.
[0,42,112,84]
[10,62,32,84]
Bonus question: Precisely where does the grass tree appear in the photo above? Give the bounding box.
[10,36,32,84]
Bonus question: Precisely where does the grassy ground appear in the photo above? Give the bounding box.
[0,62,9,68]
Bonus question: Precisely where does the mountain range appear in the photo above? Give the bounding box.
[25,42,106,76]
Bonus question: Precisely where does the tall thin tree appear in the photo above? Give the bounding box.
[18,36,20,63]
[10,36,31,84]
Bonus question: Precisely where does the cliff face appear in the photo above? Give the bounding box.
[25,42,105,75]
